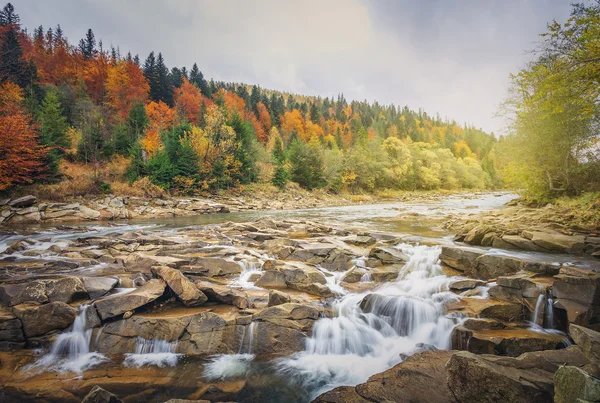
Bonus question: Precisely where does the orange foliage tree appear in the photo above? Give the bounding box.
[280,109,305,142]
[140,101,176,157]
[105,60,149,120]
[83,52,110,102]
[0,83,47,190]
[174,78,205,124]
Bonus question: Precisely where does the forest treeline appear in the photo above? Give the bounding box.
[1,2,501,197]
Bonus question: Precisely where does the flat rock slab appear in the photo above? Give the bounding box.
[93,279,166,320]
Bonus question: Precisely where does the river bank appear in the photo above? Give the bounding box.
[0,187,499,226]
[0,193,599,402]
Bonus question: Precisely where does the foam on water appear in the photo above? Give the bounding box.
[203,353,255,380]
[230,258,265,290]
[124,338,181,368]
[278,244,460,398]
[25,305,108,374]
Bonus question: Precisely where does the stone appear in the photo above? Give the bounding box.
[449,279,486,291]
[501,235,550,252]
[93,279,166,320]
[0,305,25,350]
[81,277,119,300]
[451,326,565,356]
[522,230,586,254]
[479,301,525,322]
[181,257,242,277]
[439,246,483,273]
[13,302,77,338]
[368,246,408,265]
[0,281,48,306]
[447,347,592,403]
[464,224,493,245]
[553,267,600,327]
[81,385,122,403]
[254,270,287,288]
[554,365,600,403]
[8,195,36,208]
[152,266,208,306]
[314,350,455,403]
[45,276,87,303]
[268,290,291,307]
[194,280,248,309]
[570,324,600,364]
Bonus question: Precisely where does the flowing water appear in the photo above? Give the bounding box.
[124,338,181,368]
[7,191,590,401]
[25,305,108,374]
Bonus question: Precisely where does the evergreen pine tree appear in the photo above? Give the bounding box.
[0,26,35,88]
[0,3,19,26]
[78,29,96,59]
[143,52,159,101]
[156,52,172,105]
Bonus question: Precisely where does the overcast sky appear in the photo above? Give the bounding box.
[15,0,573,134]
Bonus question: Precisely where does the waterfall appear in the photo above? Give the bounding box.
[545,297,555,329]
[530,294,545,326]
[360,271,372,283]
[317,265,354,295]
[277,244,460,399]
[124,337,181,368]
[239,322,257,354]
[230,259,265,290]
[26,305,108,374]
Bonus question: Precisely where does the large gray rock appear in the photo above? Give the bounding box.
[81,385,122,403]
[368,246,408,265]
[8,195,36,208]
[446,347,591,403]
[553,266,600,328]
[522,230,586,254]
[180,257,242,277]
[81,277,119,300]
[554,365,600,403]
[570,324,600,364]
[13,301,77,338]
[152,266,207,306]
[93,279,166,320]
[255,270,287,288]
[0,305,25,350]
[194,280,248,309]
[314,350,455,403]
[0,281,48,306]
[268,290,291,307]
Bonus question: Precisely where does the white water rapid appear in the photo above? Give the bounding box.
[124,337,181,368]
[26,305,108,374]
[277,244,461,399]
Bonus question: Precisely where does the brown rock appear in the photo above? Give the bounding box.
[13,301,77,338]
[81,385,122,403]
[194,280,248,309]
[153,266,207,306]
[93,279,166,320]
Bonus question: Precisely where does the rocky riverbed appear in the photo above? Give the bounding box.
[0,193,599,402]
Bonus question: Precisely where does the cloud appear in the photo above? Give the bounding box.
[15,0,573,134]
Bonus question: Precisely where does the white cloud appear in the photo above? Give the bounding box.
[15,0,573,134]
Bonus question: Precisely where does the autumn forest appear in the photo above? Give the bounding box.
[0,2,505,201]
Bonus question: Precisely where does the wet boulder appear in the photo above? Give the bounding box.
[522,230,586,254]
[45,276,87,303]
[194,280,248,309]
[268,290,291,306]
[0,281,48,306]
[0,305,25,350]
[554,365,600,403]
[368,246,408,265]
[463,224,494,245]
[93,279,166,320]
[439,246,483,274]
[81,385,122,403]
[570,324,600,364]
[8,195,36,208]
[553,266,600,328]
[281,262,326,287]
[449,279,486,291]
[314,350,456,403]
[254,270,287,288]
[153,266,208,307]
[13,301,77,338]
[446,347,592,403]
[180,257,242,277]
[81,277,119,300]
[451,326,566,356]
